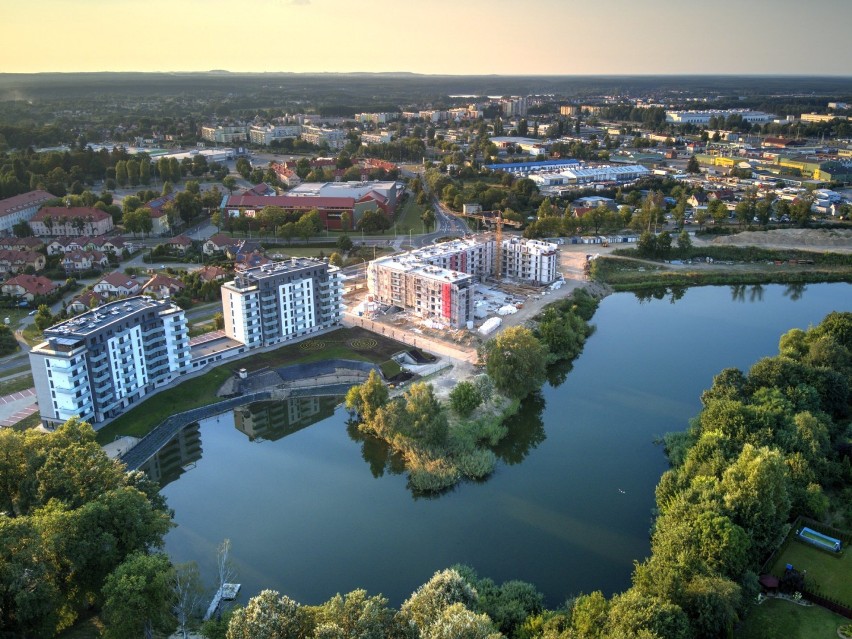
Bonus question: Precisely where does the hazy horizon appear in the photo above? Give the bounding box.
[4,0,852,76]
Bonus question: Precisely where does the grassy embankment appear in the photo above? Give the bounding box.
[95,327,415,445]
[592,246,852,291]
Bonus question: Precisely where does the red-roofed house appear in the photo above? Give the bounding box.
[66,290,108,314]
[93,272,141,298]
[196,265,229,283]
[0,190,54,235]
[0,237,45,252]
[31,207,114,237]
[61,250,109,274]
[165,235,193,253]
[270,163,302,187]
[0,249,46,275]
[203,234,240,256]
[2,274,57,301]
[141,274,186,299]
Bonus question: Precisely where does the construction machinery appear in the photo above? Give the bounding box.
[454,209,522,279]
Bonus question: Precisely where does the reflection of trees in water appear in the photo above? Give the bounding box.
[783,283,807,301]
[346,420,406,479]
[546,360,573,388]
[731,284,765,303]
[634,287,686,305]
[491,392,547,466]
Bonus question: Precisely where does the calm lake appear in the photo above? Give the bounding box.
[153,283,851,607]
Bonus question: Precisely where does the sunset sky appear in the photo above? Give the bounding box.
[3,0,852,75]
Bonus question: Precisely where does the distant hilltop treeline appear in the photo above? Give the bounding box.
[1,72,851,103]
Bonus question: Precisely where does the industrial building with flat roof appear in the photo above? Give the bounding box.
[221,258,344,349]
[29,297,190,427]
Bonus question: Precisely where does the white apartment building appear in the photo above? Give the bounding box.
[300,125,346,150]
[221,258,344,349]
[361,131,393,145]
[201,125,248,144]
[29,297,190,427]
[355,112,399,125]
[665,110,776,125]
[249,124,302,145]
[501,238,559,284]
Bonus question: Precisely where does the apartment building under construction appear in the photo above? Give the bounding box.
[367,235,559,328]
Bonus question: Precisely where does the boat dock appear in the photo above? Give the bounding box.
[204,583,241,621]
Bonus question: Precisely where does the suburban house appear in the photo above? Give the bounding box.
[66,290,108,314]
[203,233,240,256]
[0,237,45,252]
[197,265,229,283]
[46,235,126,258]
[46,237,87,256]
[146,193,175,235]
[141,273,186,299]
[89,236,127,258]
[93,272,141,298]
[688,193,709,208]
[234,251,271,270]
[0,249,46,275]
[30,207,114,237]
[61,250,109,274]
[165,235,193,253]
[1,274,57,301]
[241,183,277,197]
[0,190,54,236]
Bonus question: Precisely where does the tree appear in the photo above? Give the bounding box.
[329,252,344,267]
[173,562,205,639]
[126,159,140,187]
[345,369,388,422]
[227,590,303,639]
[340,211,352,232]
[708,199,728,226]
[401,569,478,632]
[421,208,436,231]
[222,176,237,195]
[694,208,708,230]
[101,552,176,639]
[676,229,692,251]
[115,160,128,187]
[423,603,501,639]
[569,591,609,639]
[686,155,701,174]
[449,381,482,417]
[34,303,54,332]
[481,326,547,400]
[0,324,17,356]
[606,589,690,639]
[336,234,353,252]
[403,382,448,446]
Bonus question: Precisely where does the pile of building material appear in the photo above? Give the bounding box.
[478,317,502,335]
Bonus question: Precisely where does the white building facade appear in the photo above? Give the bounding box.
[221,258,344,348]
[29,297,190,427]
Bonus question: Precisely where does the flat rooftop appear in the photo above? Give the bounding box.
[44,296,181,338]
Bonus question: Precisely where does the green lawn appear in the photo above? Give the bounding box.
[0,306,33,329]
[770,536,852,605]
[95,327,416,445]
[0,373,34,396]
[735,597,847,639]
[394,198,430,235]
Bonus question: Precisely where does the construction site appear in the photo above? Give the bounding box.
[343,231,582,355]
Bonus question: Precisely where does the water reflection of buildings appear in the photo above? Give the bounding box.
[140,423,202,489]
[234,396,341,442]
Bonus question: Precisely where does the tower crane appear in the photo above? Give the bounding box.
[455,209,522,279]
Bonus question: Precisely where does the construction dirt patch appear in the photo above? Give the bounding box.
[701,228,852,253]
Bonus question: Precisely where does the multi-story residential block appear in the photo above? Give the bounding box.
[0,190,54,236]
[367,236,560,328]
[355,112,399,125]
[360,131,393,145]
[29,296,190,427]
[249,124,302,145]
[300,125,346,150]
[501,238,559,284]
[368,258,475,329]
[201,125,248,144]
[560,105,579,116]
[30,207,114,237]
[221,258,344,349]
[0,249,46,275]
